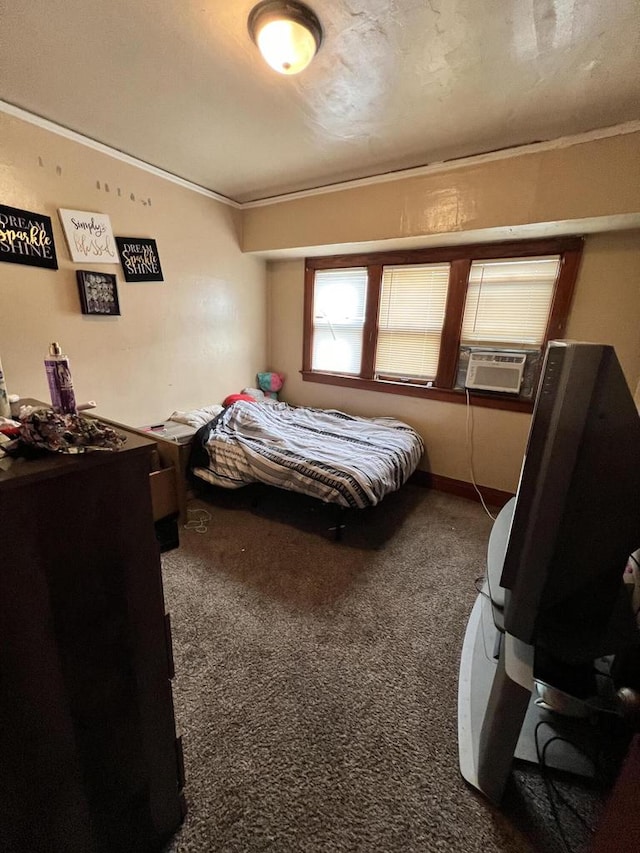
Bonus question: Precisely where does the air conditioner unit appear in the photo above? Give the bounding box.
[464,351,527,394]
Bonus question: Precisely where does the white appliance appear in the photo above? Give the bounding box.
[465,352,527,394]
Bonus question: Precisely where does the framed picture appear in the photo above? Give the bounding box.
[76,270,120,316]
[115,236,164,282]
[59,208,117,263]
[0,203,58,269]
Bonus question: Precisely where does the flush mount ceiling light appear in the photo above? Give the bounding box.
[248,0,323,75]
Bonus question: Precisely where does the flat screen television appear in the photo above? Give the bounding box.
[500,341,640,684]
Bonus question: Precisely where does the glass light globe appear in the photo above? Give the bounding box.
[256,18,318,75]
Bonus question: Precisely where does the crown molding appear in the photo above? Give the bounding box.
[242,120,640,208]
[2,99,638,211]
[0,99,241,209]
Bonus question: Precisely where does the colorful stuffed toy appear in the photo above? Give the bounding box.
[257,371,284,400]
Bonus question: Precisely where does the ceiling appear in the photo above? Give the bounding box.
[1,1,639,204]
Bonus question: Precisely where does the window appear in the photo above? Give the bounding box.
[376,264,450,382]
[312,268,367,374]
[303,238,583,412]
[461,256,561,348]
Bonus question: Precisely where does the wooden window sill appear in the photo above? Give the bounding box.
[300,371,534,413]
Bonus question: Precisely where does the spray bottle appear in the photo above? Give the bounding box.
[44,342,77,414]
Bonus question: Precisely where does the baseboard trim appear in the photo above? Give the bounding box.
[409,470,514,509]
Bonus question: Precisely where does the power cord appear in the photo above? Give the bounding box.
[183,508,211,533]
[465,389,496,521]
[534,721,600,852]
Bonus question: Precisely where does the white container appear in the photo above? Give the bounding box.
[0,355,11,418]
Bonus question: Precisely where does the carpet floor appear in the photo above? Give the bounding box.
[160,485,612,853]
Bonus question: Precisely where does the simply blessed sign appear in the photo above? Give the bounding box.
[0,204,58,269]
[59,209,117,263]
[115,237,164,282]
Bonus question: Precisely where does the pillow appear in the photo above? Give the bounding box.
[241,387,265,401]
[169,404,223,428]
[223,393,257,407]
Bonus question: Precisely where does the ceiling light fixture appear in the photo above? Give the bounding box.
[248,0,323,75]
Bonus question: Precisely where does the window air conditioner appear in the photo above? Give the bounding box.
[464,352,527,394]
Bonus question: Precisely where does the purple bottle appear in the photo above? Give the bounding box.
[44,342,77,414]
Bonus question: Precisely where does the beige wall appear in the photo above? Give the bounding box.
[2,112,638,494]
[566,231,640,377]
[267,231,640,494]
[0,113,267,426]
[245,132,640,253]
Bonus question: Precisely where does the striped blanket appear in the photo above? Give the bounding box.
[190,401,424,508]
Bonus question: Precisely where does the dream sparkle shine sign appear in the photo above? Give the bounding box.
[115,237,164,282]
[0,204,58,269]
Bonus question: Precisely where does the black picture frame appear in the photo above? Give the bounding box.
[0,203,58,269]
[115,236,164,282]
[76,270,121,316]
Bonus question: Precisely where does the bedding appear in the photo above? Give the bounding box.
[189,400,424,509]
[169,404,223,428]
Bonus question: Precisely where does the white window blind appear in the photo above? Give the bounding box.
[461,256,561,346]
[375,263,450,381]
[312,267,367,374]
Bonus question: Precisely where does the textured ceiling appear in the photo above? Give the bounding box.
[1,0,639,203]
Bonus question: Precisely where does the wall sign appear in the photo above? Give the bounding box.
[76,270,120,315]
[0,204,58,269]
[58,208,117,263]
[115,237,164,282]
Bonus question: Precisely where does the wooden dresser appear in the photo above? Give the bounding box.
[0,427,185,852]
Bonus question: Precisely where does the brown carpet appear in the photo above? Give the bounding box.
[160,485,608,853]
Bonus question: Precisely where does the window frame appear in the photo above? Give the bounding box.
[302,237,583,413]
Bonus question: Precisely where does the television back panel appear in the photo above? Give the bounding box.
[500,341,640,661]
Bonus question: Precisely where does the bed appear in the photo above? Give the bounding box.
[189,400,424,509]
